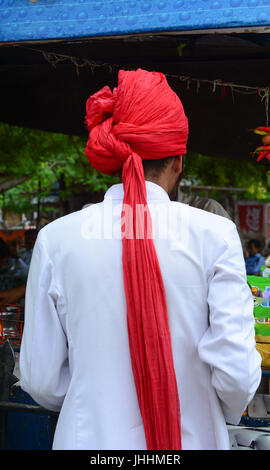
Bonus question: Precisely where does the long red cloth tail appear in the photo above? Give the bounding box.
[121,152,181,450]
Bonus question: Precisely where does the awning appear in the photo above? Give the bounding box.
[1,1,270,163]
[1,0,270,43]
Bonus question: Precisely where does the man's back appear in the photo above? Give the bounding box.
[19,182,261,450]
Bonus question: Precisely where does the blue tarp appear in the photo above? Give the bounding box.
[1,0,270,43]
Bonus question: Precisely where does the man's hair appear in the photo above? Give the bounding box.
[248,239,262,250]
[142,156,178,178]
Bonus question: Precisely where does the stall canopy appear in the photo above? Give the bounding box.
[1,0,270,163]
[1,1,270,42]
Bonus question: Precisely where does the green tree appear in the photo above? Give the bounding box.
[1,122,269,222]
[0,122,119,217]
[183,152,269,201]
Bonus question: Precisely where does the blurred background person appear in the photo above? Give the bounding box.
[19,229,38,268]
[0,237,29,305]
[245,239,265,276]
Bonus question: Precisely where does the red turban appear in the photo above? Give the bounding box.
[85,69,189,450]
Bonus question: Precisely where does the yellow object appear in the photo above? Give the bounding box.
[253,126,270,135]
[256,341,270,367]
[254,129,270,135]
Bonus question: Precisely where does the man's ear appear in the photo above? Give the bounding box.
[172,155,183,174]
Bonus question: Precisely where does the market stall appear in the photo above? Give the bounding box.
[1,0,270,450]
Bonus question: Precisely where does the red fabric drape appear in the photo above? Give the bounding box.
[85,69,188,450]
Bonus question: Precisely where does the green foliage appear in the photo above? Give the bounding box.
[0,122,119,214]
[0,122,269,216]
[184,152,269,201]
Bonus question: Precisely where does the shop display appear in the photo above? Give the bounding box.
[247,275,270,368]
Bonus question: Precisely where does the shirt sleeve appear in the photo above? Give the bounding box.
[19,230,70,412]
[198,223,262,425]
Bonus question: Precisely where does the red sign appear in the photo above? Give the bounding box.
[0,229,25,242]
[238,204,264,233]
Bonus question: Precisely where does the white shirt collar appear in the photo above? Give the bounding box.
[104,181,170,201]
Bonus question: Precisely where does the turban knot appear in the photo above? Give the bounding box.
[86,114,133,173]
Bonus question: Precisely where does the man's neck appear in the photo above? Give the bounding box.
[119,173,173,197]
[145,177,170,195]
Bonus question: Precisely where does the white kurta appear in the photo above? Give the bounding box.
[19,182,262,450]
